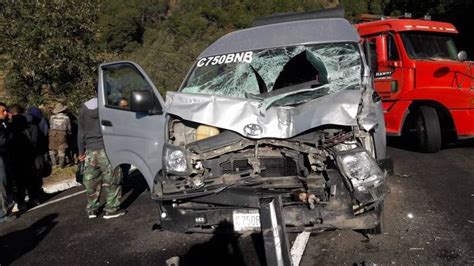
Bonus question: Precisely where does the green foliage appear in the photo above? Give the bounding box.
[340,0,388,19]
[382,0,446,17]
[102,17,143,52]
[1,0,100,110]
[128,0,331,95]
[98,0,167,52]
[1,0,472,111]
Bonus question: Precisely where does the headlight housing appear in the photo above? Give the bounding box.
[336,149,384,192]
[163,144,188,175]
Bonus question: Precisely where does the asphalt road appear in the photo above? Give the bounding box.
[1,142,473,265]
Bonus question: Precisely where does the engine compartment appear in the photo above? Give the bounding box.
[157,116,382,204]
[155,116,387,232]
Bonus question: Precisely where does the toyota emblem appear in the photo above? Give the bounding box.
[243,124,263,136]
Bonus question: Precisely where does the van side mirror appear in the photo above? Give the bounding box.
[130,90,162,114]
[375,35,387,64]
[458,51,467,62]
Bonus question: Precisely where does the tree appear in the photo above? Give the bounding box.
[98,0,168,53]
[1,0,469,111]
[128,0,334,95]
[0,0,100,109]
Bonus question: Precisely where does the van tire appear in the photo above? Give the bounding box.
[415,106,441,153]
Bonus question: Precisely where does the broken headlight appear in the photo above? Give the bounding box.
[163,144,188,175]
[336,149,384,192]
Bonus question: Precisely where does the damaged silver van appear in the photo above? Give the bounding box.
[98,15,389,236]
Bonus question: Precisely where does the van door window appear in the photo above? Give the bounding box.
[103,65,154,111]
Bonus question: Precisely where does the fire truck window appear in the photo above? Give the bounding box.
[387,34,399,61]
[368,39,378,70]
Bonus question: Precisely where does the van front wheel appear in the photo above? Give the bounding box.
[415,106,441,153]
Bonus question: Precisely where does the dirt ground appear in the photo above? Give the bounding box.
[42,166,76,186]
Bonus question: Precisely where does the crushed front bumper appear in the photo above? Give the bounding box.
[157,176,388,234]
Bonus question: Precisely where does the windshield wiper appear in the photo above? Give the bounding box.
[258,80,328,109]
[250,65,268,94]
[261,81,358,109]
[246,80,325,100]
[253,79,323,100]
[271,91,329,107]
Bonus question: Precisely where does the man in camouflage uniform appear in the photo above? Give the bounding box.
[49,103,71,168]
[78,98,125,219]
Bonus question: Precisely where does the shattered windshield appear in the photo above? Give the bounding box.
[181,42,362,105]
[400,31,458,60]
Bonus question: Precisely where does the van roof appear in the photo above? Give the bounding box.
[199,18,359,58]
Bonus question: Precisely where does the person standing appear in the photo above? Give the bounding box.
[0,102,15,223]
[28,107,51,179]
[27,107,49,137]
[49,103,71,168]
[66,112,79,165]
[9,104,41,208]
[28,107,49,159]
[77,98,125,219]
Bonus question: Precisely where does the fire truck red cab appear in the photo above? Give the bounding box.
[356,16,474,152]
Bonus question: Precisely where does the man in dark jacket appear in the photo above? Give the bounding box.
[27,107,49,137]
[9,104,42,208]
[27,107,51,179]
[0,102,15,223]
[78,98,125,219]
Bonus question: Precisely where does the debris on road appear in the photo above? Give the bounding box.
[42,166,81,193]
[166,256,180,266]
[395,173,411,178]
[43,178,80,194]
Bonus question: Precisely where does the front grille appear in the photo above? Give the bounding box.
[220,157,297,177]
[261,157,297,177]
[220,160,252,174]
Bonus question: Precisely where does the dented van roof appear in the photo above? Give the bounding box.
[199,18,360,58]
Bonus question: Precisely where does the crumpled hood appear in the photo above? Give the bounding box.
[165,90,362,139]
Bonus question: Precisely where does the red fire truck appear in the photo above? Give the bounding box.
[355,15,474,152]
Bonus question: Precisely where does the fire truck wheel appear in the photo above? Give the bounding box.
[415,106,441,153]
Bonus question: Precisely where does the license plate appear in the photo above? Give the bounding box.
[233,209,261,232]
